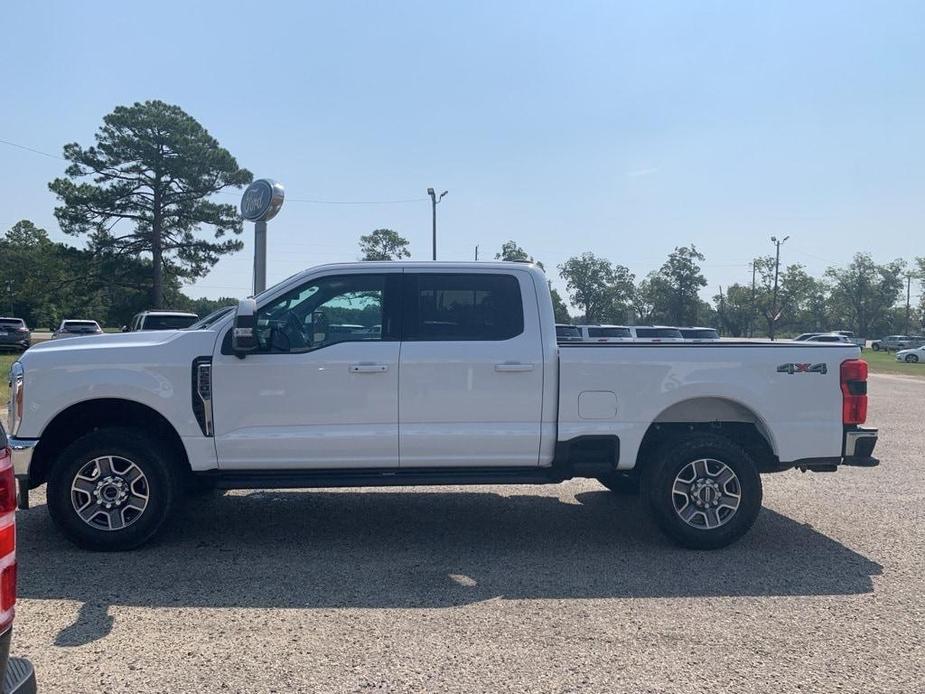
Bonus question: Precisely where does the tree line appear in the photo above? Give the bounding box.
[0,219,234,329]
[360,232,924,338]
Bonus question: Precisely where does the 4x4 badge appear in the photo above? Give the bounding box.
[777,362,828,375]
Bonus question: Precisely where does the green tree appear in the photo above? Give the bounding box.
[749,257,820,337]
[825,254,905,337]
[49,100,252,308]
[0,220,105,328]
[649,245,708,325]
[712,284,753,336]
[495,240,543,268]
[550,287,570,323]
[917,258,925,324]
[359,229,411,260]
[558,252,634,323]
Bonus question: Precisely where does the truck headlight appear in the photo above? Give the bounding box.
[7,362,23,436]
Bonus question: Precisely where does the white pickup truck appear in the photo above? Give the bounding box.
[6,261,879,551]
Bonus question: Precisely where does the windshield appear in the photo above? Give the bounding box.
[588,327,631,338]
[63,321,99,330]
[187,306,235,330]
[143,314,198,330]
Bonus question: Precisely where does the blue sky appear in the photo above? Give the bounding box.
[1,1,923,305]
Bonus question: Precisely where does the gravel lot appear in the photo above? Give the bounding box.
[11,374,924,693]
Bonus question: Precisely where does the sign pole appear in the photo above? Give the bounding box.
[254,220,267,294]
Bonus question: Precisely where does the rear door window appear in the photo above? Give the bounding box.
[680,329,719,339]
[588,327,632,338]
[405,273,524,341]
[635,328,682,339]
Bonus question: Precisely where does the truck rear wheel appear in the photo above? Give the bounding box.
[46,427,182,551]
[642,433,762,550]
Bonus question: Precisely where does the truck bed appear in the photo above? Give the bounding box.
[557,341,860,468]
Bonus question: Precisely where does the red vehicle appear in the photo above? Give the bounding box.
[0,424,36,693]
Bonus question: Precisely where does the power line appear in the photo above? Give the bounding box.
[0,136,427,206]
[0,138,64,160]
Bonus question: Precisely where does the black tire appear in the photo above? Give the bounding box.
[906,354,919,363]
[872,343,880,351]
[46,427,183,551]
[642,433,762,550]
[596,472,641,495]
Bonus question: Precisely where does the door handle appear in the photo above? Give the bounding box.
[494,362,535,373]
[349,363,389,373]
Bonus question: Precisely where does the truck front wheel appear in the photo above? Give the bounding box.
[642,434,762,550]
[46,427,182,551]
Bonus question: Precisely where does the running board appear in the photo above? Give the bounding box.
[197,467,564,490]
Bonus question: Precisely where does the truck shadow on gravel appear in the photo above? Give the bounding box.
[15,488,881,646]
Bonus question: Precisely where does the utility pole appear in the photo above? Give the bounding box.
[769,235,789,340]
[749,261,757,338]
[474,244,479,261]
[427,187,448,260]
[905,273,913,335]
[718,285,726,336]
[5,280,12,315]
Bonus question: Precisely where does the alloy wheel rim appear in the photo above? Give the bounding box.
[71,456,149,531]
[672,458,741,530]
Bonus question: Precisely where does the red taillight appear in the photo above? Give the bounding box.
[0,451,15,514]
[841,359,868,425]
[0,449,16,631]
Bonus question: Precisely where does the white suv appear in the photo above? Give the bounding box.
[629,326,684,342]
[577,325,633,342]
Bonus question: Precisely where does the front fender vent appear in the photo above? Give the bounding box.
[191,357,214,437]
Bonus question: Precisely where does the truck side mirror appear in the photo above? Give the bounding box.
[232,298,259,356]
[121,325,129,333]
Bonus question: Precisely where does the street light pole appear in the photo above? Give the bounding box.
[769,235,789,340]
[427,187,448,260]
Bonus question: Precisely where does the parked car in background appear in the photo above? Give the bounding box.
[873,335,925,352]
[804,333,853,344]
[629,326,684,342]
[577,325,633,343]
[52,319,103,339]
[679,327,720,341]
[0,424,38,693]
[555,324,582,343]
[895,345,925,363]
[0,318,31,352]
[124,310,199,332]
[189,306,235,330]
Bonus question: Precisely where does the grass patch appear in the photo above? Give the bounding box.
[0,352,17,406]
[862,347,925,378]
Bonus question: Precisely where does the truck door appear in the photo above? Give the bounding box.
[211,271,402,469]
[399,270,544,467]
